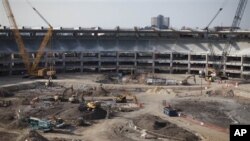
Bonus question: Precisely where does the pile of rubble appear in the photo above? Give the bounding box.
[19,130,49,141]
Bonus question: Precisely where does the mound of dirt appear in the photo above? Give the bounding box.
[58,106,83,120]
[146,87,174,95]
[133,114,200,141]
[173,99,233,128]
[7,119,29,129]
[92,85,109,96]
[0,131,18,141]
[0,112,15,125]
[0,89,14,97]
[19,130,49,141]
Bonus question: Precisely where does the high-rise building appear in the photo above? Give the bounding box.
[151,15,170,29]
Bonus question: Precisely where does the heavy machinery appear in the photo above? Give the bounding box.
[54,85,81,103]
[204,8,223,32]
[0,100,11,107]
[115,91,138,104]
[163,106,178,117]
[3,0,55,79]
[78,101,101,112]
[86,101,101,111]
[28,117,53,132]
[220,0,248,73]
[179,75,196,85]
[48,116,65,128]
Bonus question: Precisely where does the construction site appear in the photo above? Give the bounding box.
[0,0,250,141]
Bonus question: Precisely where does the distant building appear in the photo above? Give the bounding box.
[151,15,170,29]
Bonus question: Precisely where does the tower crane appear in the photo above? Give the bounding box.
[231,0,248,31]
[2,0,56,78]
[220,0,248,76]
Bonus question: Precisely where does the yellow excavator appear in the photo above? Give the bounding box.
[3,0,56,79]
[179,74,196,85]
[115,90,138,104]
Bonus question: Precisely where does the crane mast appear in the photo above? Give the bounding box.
[221,0,248,72]
[2,0,31,73]
[231,0,248,31]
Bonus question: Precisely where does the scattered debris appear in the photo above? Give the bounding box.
[133,114,200,141]
[19,130,49,141]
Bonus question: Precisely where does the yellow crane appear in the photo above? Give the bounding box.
[3,0,55,78]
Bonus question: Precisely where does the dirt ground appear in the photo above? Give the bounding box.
[0,73,250,141]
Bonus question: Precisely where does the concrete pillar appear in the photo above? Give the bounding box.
[188,53,191,74]
[134,52,137,73]
[45,52,48,68]
[152,52,155,74]
[170,52,173,74]
[241,55,244,78]
[98,52,101,72]
[223,56,227,76]
[116,51,119,73]
[62,53,66,73]
[80,52,83,73]
[205,54,208,75]
[9,53,13,76]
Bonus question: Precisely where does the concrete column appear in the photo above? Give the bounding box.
[152,52,155,74]
[134,52,137,73]
[116,51,119,73]
[62,53,66,73]
[223,56,227,76]
[241,55,244,78]
[188,53,191,74]
[98,52,101,72]
[205,54,208,75]
[9,53,13,76]
[45,52,48,68]
[80,52,83,73]
[170,52,173,74]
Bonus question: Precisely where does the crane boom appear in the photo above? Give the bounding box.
[205,8,223,31]
[31,27,52,72]
[231,0,248,31]
[29,6,53,72]
[2,0,31,73]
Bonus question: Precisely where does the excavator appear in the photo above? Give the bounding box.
[179,75,196,85]
[115,90,138,104]
[3,0,56,79]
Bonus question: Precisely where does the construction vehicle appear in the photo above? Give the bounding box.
[28,117,53,132]
[3,0,56,79]
[179,75,196,85]
[30,97,39,107]
[54,85,80,103]
[115,91,138,104]
[86,101,101,111]
[202,67,228,82]
[163,106,178,117]
[48,116,65,128]
[0,100,11,107]
[78,100,101,112]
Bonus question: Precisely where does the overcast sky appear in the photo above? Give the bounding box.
[0,0,249,29]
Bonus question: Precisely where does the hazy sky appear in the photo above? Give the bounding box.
[0,0,249,29]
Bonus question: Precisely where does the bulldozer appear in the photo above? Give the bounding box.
[115,91,138,104]
[78,101,101,112]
